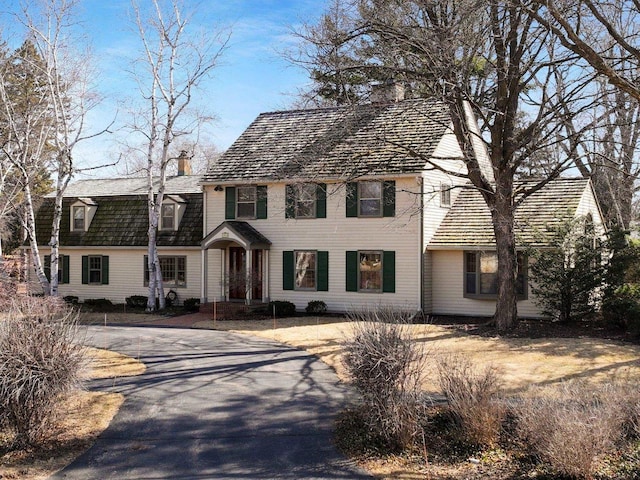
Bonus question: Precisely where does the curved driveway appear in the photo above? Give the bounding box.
[52,326,371,480]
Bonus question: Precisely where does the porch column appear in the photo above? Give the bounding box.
[245,248,252,305]
[201,248,208,303]
[264,249,269,302]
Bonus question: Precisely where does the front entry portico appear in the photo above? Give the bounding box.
[201,221,271,305]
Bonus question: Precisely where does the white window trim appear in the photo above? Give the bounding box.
[294,250,317,291]
[236,186,257,219]
[358,181,383,218]
[358,250,383,293]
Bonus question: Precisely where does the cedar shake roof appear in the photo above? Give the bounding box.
[50,175,202,197]
[429,178,593,249]
[35,194,202,248]
[201,98,454,183]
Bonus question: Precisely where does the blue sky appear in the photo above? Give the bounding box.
[58,0,324,176]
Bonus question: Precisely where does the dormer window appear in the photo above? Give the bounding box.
[72,206,85,231]
[70,198,97,232]
[160,203,176,230]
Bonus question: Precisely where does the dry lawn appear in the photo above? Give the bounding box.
[194,318,640,393]
[0,348,145,480]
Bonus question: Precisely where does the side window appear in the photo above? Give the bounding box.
[464,251,527,298]
[358,182,382,217]
[440,183,452,207]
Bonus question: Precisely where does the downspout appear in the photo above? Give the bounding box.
[419,176,425,313]
[201,187,208,303]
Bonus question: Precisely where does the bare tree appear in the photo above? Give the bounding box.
[0,0,107,296]
[293,0,598,330]
[128,0,228,311]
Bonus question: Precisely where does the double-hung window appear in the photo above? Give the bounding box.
[81,255,109,285]
[144,255,187,287]
[160,204,175,230]
[72,206,85,231]
[282,250,328,291]
[285,183,327,219]
[345,250,396,293]
[346,180,395,218]
[464,251,527,298]
[225,186,268,219]
[44,255,70,284]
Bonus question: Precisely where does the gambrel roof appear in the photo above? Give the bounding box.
[35,176,203,247]
[201,99,460,183]
[429,178,596,249]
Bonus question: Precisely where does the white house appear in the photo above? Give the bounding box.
[31,97,605,318]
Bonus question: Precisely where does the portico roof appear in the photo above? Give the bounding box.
[202,221,272,250]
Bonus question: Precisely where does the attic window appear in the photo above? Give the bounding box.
[160,203,176,230]
[440,183,452,207]
[72,206,85,231]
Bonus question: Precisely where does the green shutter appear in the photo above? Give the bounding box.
[316,183,327,219]
[382,251,395,293]
[256,185,268,219]
[144,255,149,286]
[82,256,89,284]
[317,251,329,291]
[346,251,358,292]
[101,256,109,285]
[62,255,70,284]
[346,182,358,217]
[283,251,294,290]
[383,181,396,217]
[44,255,51,281]
[225,187,236,219]
[285,185,295,219]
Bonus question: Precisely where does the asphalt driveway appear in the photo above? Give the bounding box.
[52,326,371,480]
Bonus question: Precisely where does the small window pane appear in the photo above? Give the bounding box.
[295,184,316,218]
[295,251,316,290]
[237,186,256,218]
[359,182,382,217]
[479,252,498,294]
[89,256,102,284]
[359,252,382,291]
[161,204,175,230]
[73,206,85,230]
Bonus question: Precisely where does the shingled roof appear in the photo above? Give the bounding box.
[201,98,455,183]
[35,195,202,247]
[51,175,202,197]
[429,178,594,249]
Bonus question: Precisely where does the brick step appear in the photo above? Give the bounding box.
[199,301,266,319]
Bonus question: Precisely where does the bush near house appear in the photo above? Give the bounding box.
[266,300,296,317]
[305,300,327,314]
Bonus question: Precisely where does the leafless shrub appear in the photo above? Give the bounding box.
[515,381,628,479]
[342,307,427,450]
[437,354,505,447]
[0,299,86,448]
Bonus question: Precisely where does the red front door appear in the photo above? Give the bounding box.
[228,247,246,300]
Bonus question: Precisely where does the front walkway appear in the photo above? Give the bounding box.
[51,326,371,480]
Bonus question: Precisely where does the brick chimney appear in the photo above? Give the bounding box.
[371,80,405,104]
[177,150,192,176]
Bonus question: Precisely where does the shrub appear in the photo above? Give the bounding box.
[0,298,86,447]
[267,300,296,317]
[342,307,426,450]
[515,381,628,479]
[165,290,178,307]
[602,284,640,335]
[305,300,327,314]
[437,354,504,447]
[63,295,79,304]
[125,295,147,308]
[83,298,113,308]
[183,297,201,312]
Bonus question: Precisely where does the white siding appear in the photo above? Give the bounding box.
[204,178,424,312]
[35,248,202,305]
[431,250,545,318]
